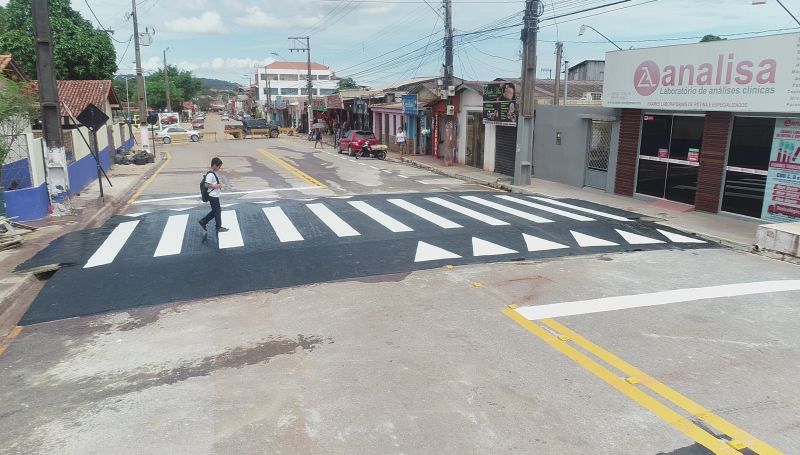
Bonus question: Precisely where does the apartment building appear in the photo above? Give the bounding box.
[254,61,337,107]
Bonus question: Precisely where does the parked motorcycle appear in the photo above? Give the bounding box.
[354,143,387,160]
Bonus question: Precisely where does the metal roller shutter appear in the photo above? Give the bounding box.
[495,125,516,176]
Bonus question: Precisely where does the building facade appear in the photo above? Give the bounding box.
[568,60,605,81]
[254,61,337,108]
[602,33,800,224]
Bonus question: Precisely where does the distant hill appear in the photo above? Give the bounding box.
[198,78,239,90]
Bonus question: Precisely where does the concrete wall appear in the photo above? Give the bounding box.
[483,124,496,173]
[533,105,618,188]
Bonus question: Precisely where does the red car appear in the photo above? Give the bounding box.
[337,130,378,155]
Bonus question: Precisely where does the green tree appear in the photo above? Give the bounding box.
[0,0,117,80]
[336,77,359,92]
[145,66,202,111]
[700,35,726,42]
[0,77,38,166]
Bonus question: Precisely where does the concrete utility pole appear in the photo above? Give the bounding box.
[32,0,68,199]
[513,0,542,186]
[132,0,148,153]
[289,36,313,133]
[443,0,454,166]
[163,48,171,112]
[265,67,272,121]
[553,42,563,105]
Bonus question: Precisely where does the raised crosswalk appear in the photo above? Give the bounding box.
[81,193,708,268]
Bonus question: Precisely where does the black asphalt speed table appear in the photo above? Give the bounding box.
[18,192,714,325]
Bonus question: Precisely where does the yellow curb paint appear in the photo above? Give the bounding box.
[122,151,172,211]
[541,318,783,455]
[0,326,22,358]
[258,148,328,189]
[502,309,740,454]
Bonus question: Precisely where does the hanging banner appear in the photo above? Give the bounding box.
[326,94,343,110]
[761,118,800,222]
[483,82,517,126]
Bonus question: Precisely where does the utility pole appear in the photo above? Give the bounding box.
[563,60,569,105]
[289,36,313,134]
[443,0,454,166]
[132,0,149,154]
[553,42,563,105]
[265,67,272,121]
[163,48,171,112]
[32,0,67,199]
[514,0,542,186]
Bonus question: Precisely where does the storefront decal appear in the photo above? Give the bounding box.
[483,82,517,126]
[761,117,800,222]
[658,148,669,159]
[603,32,800,113]
[688,148,700,162]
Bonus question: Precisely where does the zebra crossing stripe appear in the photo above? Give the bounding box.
[571,231,619,247]
[615,229,664,245]
[262,207,304,242]
[348,201,413,232]
[425,197,509,226]
[84,220,140,268]
[414,241,461,262]
[218,211,244,249]
[529,197,631,221]
[523,233,569,252]
[472,237,517,256]
[154,214,189,257]
[461,196,553,223]
[387,199,462,229]
[496,195,595,221]
[656,229,706,244]
[307,203,360,237]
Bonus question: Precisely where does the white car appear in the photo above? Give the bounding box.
[221,113,229,121]
[157,126,203,144]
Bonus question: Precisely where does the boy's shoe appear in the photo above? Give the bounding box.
[217,227,230,233]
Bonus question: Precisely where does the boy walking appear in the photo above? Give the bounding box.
[199,157,229,233]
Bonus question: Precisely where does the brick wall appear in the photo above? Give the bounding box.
[614,109,641,196]
[694,112,731,213]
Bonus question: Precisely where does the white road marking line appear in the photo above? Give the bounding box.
[358,162,367,166]
[262,207,304,242]
[398,174,409,178]
[523,233,569,252]
[381,170,392,173]
[387,199,462,229]
[528,196,632,221]
[615,229,665,245]
[461,196,553,223]
[307,203,360,237]
[218,211,244,249]
[154,214,189,257]
[132,186,319,204]
[414,241,461,262]
[348,201,413,232]
[170,207,195,212]
[570,230,619,247]
[220,203,237,208]
[124,212,150,217]
[255,200,276,204]
[369,165,379,170]
[515,280,800,320]
[496,195,595,221]
[416,180,435,185]
[84,221,140,268]
[656,229,706,243]
[472,237,517,256]
[425,197,509,226]
[331,196,353,199]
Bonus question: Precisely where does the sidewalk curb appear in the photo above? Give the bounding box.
[0,160,167,333]
[388,155,759,253]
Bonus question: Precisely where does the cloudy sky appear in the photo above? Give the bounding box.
[4,0,799,86]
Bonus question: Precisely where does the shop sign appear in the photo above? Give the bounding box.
[353,100,367,114]
[762,117,800,222]
[312,98,326,111]
[483,82,518,126]
[432,115,439,157]
[658,148,669,159]
[402,94,418,114]
[326,94,343,110]
[603,32,800,113]
[688,148,700,162]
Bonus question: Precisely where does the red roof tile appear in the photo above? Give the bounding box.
[0,54,30,81]
[266,61,329,71]
[31,80,120,117]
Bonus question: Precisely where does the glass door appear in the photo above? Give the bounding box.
[465,112,484,168]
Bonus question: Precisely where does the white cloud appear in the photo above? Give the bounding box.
[235,6,321,29]
[162,11,229,35]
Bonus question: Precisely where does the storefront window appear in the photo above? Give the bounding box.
[636,114,703,205]
[721,117,773,218]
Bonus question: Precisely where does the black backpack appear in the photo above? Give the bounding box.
[200,171,218,202]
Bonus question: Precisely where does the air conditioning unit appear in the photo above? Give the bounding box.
[446,105,455,115]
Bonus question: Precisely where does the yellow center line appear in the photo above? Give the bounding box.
[258,148,328,189]
[541,318,783,455]
[502,309,742,455]
[0,326,23,357]
[122,151,172,211]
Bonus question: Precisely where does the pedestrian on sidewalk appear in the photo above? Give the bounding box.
[199,157,229,233]
[396,126,406,155]
[314,129,324,149]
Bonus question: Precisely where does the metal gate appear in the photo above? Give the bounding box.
[584,120,612,190]
[495,125,516,176]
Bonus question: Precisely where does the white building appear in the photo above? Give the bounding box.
[254,61,337,107]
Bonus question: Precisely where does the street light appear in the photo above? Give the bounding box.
[578,24,623,50]
[270,52,288,61]
[752,0,800,26]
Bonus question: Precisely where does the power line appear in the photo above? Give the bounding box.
[116,35,134,67]
[85,0,129,43]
